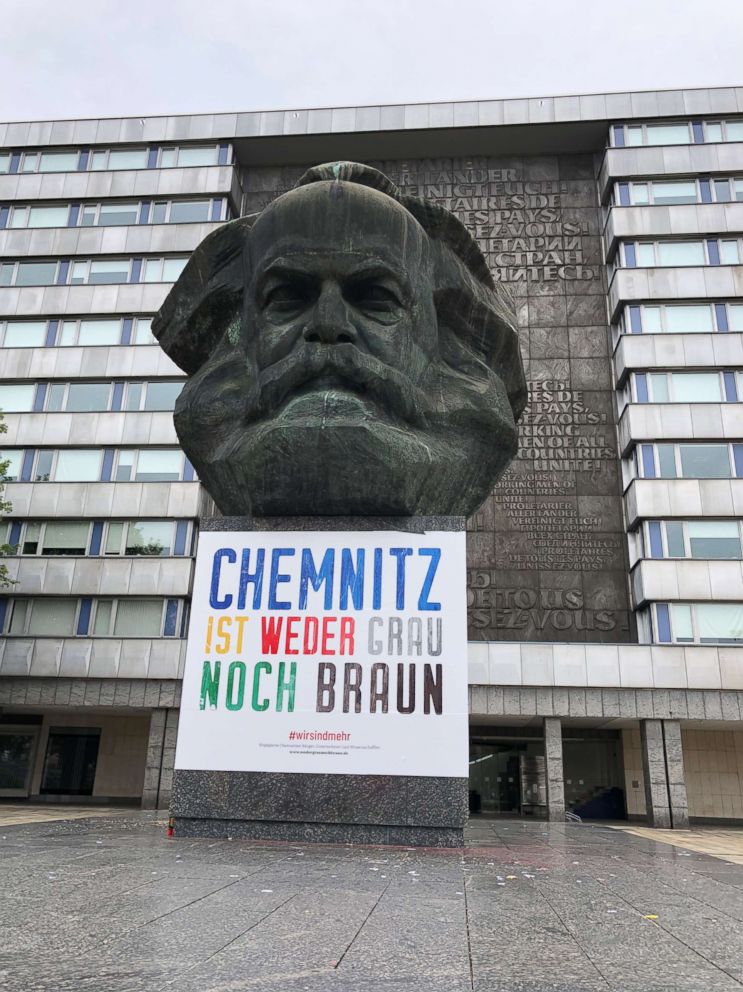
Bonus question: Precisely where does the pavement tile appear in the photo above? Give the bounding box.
[1,811,743,991]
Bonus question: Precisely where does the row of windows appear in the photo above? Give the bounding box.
[0,144,231,175]
[0,197,230,230]
[618,302,743,335]
[641,519,743,560]
[634,442,743,480]
[628,370,741,405]
[613,177,743,207]
[0,379,183,414]
[3,518,193,558]
[0,596,187,638]
[0,316,155,348]
[618,239,740,269]
[0,255,187,288]
[651,601,743,644]
[611,120,743,148]
[1,447,195,484]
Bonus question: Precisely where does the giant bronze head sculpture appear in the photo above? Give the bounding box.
[153,162,526,517]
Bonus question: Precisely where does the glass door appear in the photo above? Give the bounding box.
[0,727,39,797]
[40,729,100,796]
[469,742,525,814]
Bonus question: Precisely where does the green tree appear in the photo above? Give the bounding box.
[0,412,15,587]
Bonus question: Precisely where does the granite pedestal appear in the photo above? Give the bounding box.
[170,516,469,847]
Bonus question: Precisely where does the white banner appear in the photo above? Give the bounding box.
[174,530,468,777]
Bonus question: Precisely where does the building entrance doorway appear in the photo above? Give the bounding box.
[0,726,39,797]
[40,729,100,796]
[469,735,547,817]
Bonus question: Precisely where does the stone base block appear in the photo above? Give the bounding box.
[175,817,463,846]
[171,769,468,847]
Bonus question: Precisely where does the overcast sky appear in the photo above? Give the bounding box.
[2,0,742,122]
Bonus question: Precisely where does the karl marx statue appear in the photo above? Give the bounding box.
[153,162,526,517]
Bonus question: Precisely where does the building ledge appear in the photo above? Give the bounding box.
[468,640,743,691]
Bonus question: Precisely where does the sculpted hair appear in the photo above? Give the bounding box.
[152,161,527,421]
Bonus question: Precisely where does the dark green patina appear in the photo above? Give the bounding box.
[153,162,526,516]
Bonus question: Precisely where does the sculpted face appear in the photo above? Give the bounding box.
[244,182,437,432]
[153,162,526,517]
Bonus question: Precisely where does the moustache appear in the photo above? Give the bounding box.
[251,344,430,428]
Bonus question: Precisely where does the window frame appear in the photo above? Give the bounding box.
[616,302,743,336]
[619,239,742,268]
[642,519,743,560]
[1,596,186,637]
[610,119,743,148]
[635,442,742,481]
[631,370,731,404]
[652,601,743,644]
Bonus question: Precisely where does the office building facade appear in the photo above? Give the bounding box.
[1,87,743,827]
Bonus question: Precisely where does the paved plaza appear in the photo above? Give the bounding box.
[1,811,743,992]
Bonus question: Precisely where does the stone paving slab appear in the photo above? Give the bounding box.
[1,813,742,991]
[613,824,743,865]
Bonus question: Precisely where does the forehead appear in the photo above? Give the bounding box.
[249,181,430,272]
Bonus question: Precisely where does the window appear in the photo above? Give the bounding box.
[0,450,22,481]
[619,303,739,336]
[614,178,743,207]
[125,521,175,556]
[60,319,121,347]
[651,181,697,205]
[636,443,740,480]
[73,259,132,285]
[9,205,69,229]
[54,450,102,482]
[142,257,188,282]
[65,383,112,412]
[132,318,155,344]
[133,449,184,481]
[654,602,743,644]
[0,153,10,173]
[90,148,148,171]
[657,242,706,266]
[12,379,184,413]
[47,316,155,347]
[141,381,183,411]
[9,598,77,636]
[612,119,743,148]
[679,444,731,478]
[159,145,221,168]
[2,321,47,348]
[2,596,186,637]
[1,197,229,230]
[1,261,58,287]
[81,202,139,227]
[113,448,188,482]
[113,599,165,636]
[155,199,212,223]
[13,519,188,557]
[620,239,740,268]
[0,384,35,412]
[644,520,742,560]
[20,150,79,173]
[6,447,191,483]
[38,522,90,556]
[663,305,715,334]
[636,372,727,403]
[688,521,741,559]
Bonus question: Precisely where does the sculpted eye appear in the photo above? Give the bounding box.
[263,282,312,310]
[345,280,402,313]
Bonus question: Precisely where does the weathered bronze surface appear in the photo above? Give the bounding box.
[153,162,526,517]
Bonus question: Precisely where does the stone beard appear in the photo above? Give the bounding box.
[153,162,526,517]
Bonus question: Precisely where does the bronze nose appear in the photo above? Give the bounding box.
[302,282,357,344]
